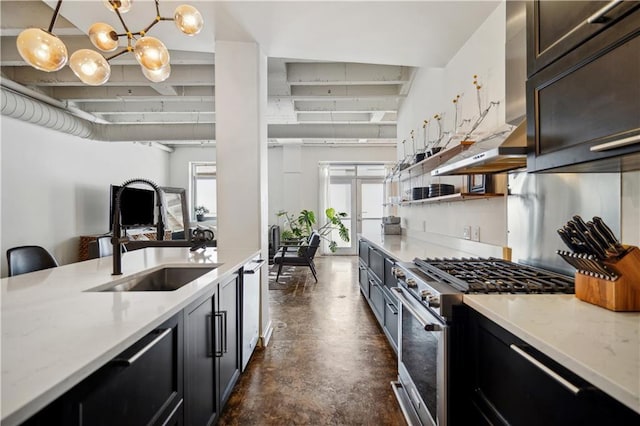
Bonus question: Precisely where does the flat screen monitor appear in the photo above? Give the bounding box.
[109,185,156,230]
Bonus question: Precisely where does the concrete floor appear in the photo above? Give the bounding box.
[218,255,406,425]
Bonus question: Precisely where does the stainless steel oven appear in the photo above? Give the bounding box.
[390,257,574,426]
[393,285,447,426]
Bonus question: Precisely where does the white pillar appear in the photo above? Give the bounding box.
[215,41,271,344]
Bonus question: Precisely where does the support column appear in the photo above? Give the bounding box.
[215,41,271,344]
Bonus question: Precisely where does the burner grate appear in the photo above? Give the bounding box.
[414,257,574,294]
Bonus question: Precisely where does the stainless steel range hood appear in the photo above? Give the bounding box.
[432,1,528,177]
[431,120,527,176]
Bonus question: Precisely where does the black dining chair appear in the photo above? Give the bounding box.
[273,232,321,282]
[6,245,59,277]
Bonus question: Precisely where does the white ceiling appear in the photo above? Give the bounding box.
[0,0,501,147]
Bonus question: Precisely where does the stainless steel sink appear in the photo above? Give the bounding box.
[89,267,217,292]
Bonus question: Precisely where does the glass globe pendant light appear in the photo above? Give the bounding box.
[69,49,111,86]
[174,4,203,35]
[103,0,132,14]
[134,36,170,71]
[89,23,119,52]
[16,28,68,72]
[142,63,171,83]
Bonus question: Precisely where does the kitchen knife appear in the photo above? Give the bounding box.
[583,230,608,259]
[572,215,590,234]
[586,222,619,257]
[565,223,601,257]
[592,217,626,256]
[557,228,580,252]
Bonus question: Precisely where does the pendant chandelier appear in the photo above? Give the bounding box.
[16,0,204,85]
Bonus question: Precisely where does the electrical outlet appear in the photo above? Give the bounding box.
[463,226,471,240]
[472,226,480,242]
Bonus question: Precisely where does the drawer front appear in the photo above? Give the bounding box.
[383,292,399,348]
[527,9,640,172]
[358,240,370,265]
[75,315,183,426]
[369,248,384,282]
[358,262,370,299]
[369,273,385,324]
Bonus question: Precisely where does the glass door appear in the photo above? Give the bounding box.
[328,177,384,255]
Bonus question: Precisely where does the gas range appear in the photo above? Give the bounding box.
[394,257,575,321]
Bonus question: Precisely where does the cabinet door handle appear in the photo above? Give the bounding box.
[590,134,640,152]
[244,259,266,274]
[113,328,172,366]
[215,312,224,358]
[221,310,228,353]
[387,302,398,315]
[206,313,213,358]
[509,344,582,395]
[587,0,624,24]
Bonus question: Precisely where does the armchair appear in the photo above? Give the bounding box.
[272,231,321,282]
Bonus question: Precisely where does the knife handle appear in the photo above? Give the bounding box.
[592,216,620,246]
[572,215,590,233]
[586,222,616,257]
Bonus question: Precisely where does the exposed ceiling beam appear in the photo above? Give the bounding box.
[47,86,214,101]
[290,84,401,97]
[75,100,215,113]
[99,112,215,124]
[268,123,396,139]
[294,99,399,112]
[297,112,371,123]
[287,62,411,86]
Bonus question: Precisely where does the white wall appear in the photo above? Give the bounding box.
[267,144,396,226]
[622,171,640,246]
[1,116,169,276]
[396,2,508,247]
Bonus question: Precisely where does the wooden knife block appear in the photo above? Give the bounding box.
[575,246,640,311]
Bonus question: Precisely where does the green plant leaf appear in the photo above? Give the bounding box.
[329,241,337,252]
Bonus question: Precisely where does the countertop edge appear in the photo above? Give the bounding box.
[1,248,260,426]
[463,296,640,415]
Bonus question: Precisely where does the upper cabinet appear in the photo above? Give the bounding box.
[527,1,639,76]
[526,1,640,173]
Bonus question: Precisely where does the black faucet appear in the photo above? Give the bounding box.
[111,178,166,275]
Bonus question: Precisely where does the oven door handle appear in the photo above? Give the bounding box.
[392,287,442,331]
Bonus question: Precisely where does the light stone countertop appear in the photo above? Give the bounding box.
[359,232,506,261]
[360,233,640,415]
[1,247,258,426]
[464,295,640,415]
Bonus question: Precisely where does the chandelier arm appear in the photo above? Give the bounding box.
[142,19,161,34]
[114,7,131,35]
[105,49,129,61]
[155,0,161,16]
[47,0,64,33]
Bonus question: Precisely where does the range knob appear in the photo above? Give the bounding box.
[420,289,432,299]
[406,278,417,288]
[427,296,440,308]
[393,268,405,278]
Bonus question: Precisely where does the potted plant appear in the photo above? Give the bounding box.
[276,208,349,252]
[194,206,209,222]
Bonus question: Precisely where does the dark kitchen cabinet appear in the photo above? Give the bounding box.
[358,239,370,266]
[382,288,398,352]
[369,247,384,282]
[463,308,640,425]
[185,292,218,426]
[358,261,370,298]
[357,238,399,353]
[368,272,385,323]
[35,313,184,426]
[526,1,640,173]
[185,273,240,426]
[526,1,640,76]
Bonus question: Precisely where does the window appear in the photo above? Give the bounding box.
[190,162,216,220]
